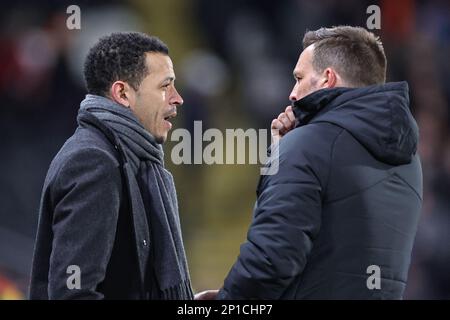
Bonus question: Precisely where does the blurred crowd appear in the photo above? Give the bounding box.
[0,0,449,299]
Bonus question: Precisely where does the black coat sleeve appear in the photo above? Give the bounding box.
[218,124,337,299]
[47,148,122,299]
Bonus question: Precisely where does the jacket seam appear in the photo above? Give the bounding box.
[325,127,346,191]
[324,172,393,204]
[392,172,422,201]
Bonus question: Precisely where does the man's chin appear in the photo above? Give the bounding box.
[155,134,167,144]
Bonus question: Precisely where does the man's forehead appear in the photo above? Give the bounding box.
[294,45,314,73]
[145,52,174,74]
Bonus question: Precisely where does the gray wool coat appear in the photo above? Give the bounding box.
[29,111,154,299]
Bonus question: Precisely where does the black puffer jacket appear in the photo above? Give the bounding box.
[217,82,423,299]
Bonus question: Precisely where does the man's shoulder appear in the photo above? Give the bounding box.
[265,122,345,187]
[280,122,344,158]
[46,126,121,184]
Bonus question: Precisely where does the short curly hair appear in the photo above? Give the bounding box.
[83,32,169,96]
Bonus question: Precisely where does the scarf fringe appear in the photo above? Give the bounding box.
[160,279,194,300]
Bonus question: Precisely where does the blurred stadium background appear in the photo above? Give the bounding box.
[0,0,449,299]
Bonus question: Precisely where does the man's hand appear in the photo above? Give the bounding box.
[194,289,219,300]
[271,105,296,144]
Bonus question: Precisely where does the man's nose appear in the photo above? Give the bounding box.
[289,88,297,102]
[172,87,184,106]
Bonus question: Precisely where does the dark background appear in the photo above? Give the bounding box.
[0,0,449,299]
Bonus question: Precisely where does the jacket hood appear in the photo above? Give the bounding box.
[292,82,419,165]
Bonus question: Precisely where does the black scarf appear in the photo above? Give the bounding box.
[80,94,193,300]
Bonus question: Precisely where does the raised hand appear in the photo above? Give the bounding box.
[271,105,296,144]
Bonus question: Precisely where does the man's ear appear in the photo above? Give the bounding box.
[321,67,338,89]
[109,81,135,107]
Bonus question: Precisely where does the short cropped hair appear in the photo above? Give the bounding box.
[84,32,169,96]
[303,26,386,87]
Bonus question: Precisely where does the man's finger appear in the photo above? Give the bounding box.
[271,118,284,132]
[278,112,294,130]
[271,119,284,143]
[285,105,296,123]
